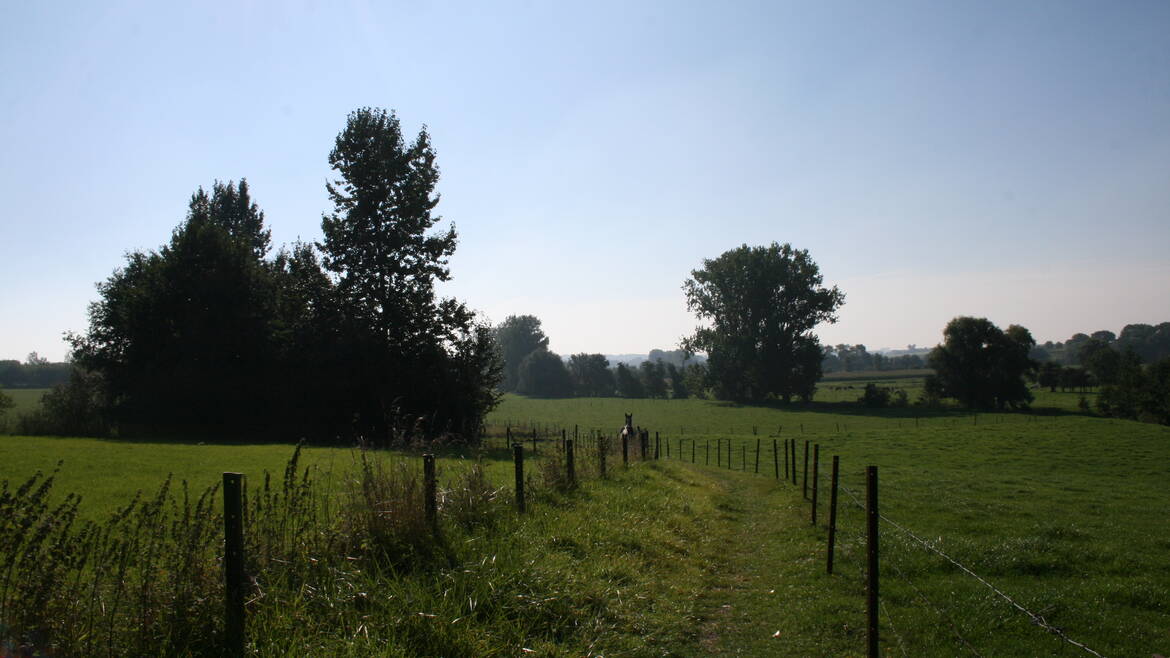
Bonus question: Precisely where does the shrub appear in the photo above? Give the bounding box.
[859,383,890,408]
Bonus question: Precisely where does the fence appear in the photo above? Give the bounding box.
[649,432,1111,658]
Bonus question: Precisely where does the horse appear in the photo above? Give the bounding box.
[620,413,634,443]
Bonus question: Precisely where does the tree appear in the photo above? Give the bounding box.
[927,317,1037,410]
[493,315,549,392]
[666,363,689,399]
[1037,361,1064,392]
[1079,339,1122,386]
[567,353,613,397]
[0,388,13,425]
[682,243,844,402]
[318,107,495,438]
[639,360,668,398]
[683,363,709,399]
[1096,349,1145,419]
[70,179,282,434]
[517,349,573,398]
[614,363,645,398]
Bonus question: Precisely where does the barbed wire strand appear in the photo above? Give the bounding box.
[834,480,1105,658]
[875,512,1106,658]
[884,550,983,657]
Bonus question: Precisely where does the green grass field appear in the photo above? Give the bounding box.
[2,389,1166,655]
[486,394,1170,656]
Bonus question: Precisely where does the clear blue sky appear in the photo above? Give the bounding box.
[3,0,1169,361]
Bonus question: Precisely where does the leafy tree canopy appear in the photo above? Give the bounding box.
[493,315,550,392]
[517,349,573,398]
[682,243,843,402]
[927,317,1037,410]
[567,353,613,397]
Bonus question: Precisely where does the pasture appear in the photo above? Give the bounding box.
[486,394,1169,656]
[1,389,1166,655]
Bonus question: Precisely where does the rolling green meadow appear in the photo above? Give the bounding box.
[1,387,1167,655]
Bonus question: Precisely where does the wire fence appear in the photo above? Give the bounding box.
[641,432,1113,658]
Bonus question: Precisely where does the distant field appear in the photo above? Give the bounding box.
[0,436,516,521]
[1,387,48,422]
[822,368,932,381]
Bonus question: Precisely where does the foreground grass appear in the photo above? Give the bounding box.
[4,391,1166,655]
[0,438,794,656]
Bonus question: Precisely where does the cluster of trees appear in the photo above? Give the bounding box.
[0,354,71,388]
[822,344,926,373]
[496,243,847,405]
[59,108,500,441]
[491,315,705,398]
[926,317,1037,410]
[1033,323,1170,365]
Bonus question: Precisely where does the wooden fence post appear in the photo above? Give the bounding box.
[741,443,746,471]
[783,438,789,480]
[622,432,629,467]
[566,439,576,486]
[423,454,437,533]
[655,432,660,460]
[802,441,810,499]
[790,439,797,485]
[867,465,880,658]
[773,439,779,479]
[599,435,608,478]
[513,444,525,513]
[691,439,695,463]
[755,438,761,474]
[223,472,245,656]
[811,444,819,525]
[827,455,839,575]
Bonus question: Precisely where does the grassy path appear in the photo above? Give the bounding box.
[682,462,867,657]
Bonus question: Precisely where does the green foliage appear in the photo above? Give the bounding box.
[0,357,71,389]
[318,107,497,439]
[493,315,549,392]
[68,183,283,435]
[859,382,890,407]
[0,389,12,423]
[66,109,501,442]
[928,317,1037,410]
[516,349,573,398]
[665,362,689,399]
[566,353,613,397]
[639,359,668,399]
[1096,354,1170,424]
[1078,338,1122,385]
[14,368,107,436]
[614,363,645,398]
[683,242,843,402]
[683,363,709,399]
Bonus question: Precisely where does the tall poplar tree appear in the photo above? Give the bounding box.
[319,108,496,438]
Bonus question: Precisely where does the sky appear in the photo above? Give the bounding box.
[2,0,1169,361]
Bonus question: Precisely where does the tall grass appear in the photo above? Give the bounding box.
[0,440,681,656]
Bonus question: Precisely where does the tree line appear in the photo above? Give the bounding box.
[27,108,501,441]
[821,345,926,373]
[0,354,71,389]
[491,315,706,399]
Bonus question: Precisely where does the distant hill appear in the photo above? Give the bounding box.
[604,349,707,368]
